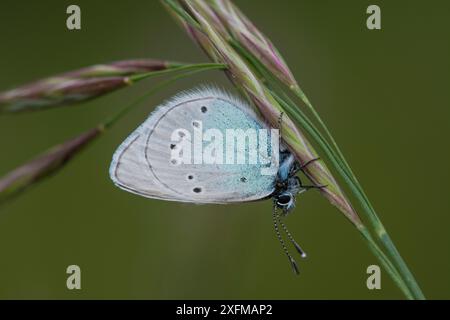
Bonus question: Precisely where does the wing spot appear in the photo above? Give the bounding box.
[187,175,194,180]
[170,159,178,165]
[193,187,202,193]
[201,106,207,113]
[170,144,176,150]
[178,130,185,138]
[192,121,200,128]
[240,177,247,183]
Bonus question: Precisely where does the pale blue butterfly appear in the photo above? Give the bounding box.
[109,87,321,274]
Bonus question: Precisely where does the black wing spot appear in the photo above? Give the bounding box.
[193,187,202,193]
[201,106,207,113]
[188,175,194,180]
[170,144,176,150]
[240,177,247,183]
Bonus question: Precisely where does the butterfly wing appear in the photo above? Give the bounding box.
[109,88,277,204]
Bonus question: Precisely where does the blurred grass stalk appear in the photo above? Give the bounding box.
[163,0,424,299]
[0,59,222,113]
[0,62,225,204]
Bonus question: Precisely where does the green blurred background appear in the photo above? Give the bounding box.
[0,0,449,299]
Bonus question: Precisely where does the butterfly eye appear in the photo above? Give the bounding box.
[193,187,202,193]
[277,193,292,206]
[200,106,207,113]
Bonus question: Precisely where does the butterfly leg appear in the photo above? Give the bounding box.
[298,177,327,190]
[300,183,327,190]
[277,111,284,132]
[297,158,328,189]
[299,157,321,170]
[277,111,284,150]
[290,157,321,176]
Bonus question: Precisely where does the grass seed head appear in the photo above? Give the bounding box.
[0,126,103,204]
[0,59,170,113]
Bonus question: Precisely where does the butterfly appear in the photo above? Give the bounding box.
[109,87,321,274]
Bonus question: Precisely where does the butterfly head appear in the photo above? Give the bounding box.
[274,176,305,214]
[275,191,295,213]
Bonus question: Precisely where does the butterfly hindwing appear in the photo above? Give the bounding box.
[109,88,277,203]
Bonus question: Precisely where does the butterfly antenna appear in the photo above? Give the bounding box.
[276,213,307,259]
[272,205,299,275]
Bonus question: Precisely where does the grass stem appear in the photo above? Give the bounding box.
[128,62,225,82]
[104,63,226,128]
[232,37,424,299]
[291,88,425,300]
